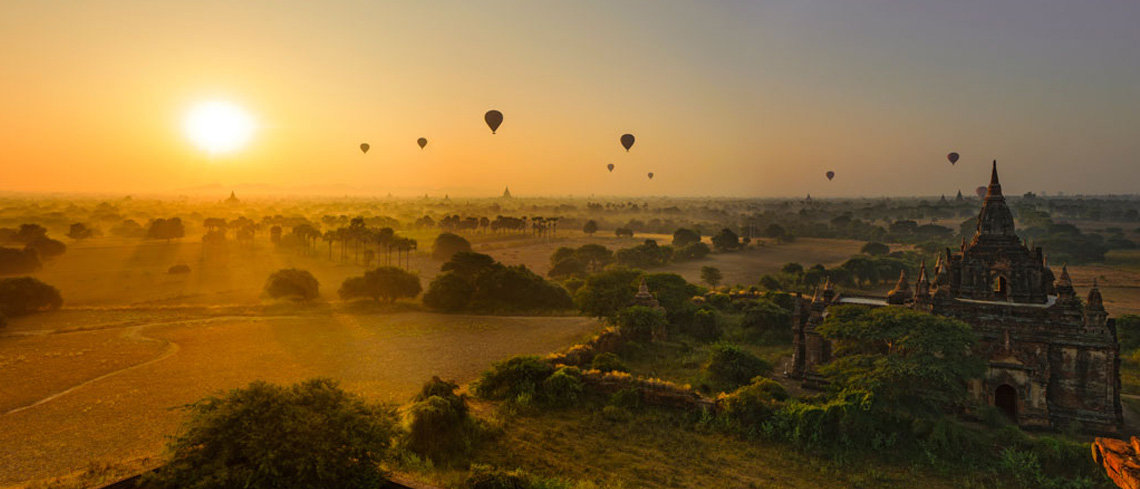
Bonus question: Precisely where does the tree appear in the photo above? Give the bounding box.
[705,343,772,388]
[816,306,983,418]
[672,228,701,247]
[614,240,672,268]
[13,224,47,244]
[1116,314,1140,352]
[405,377,477,462]
[701,266,723,287]
[470,264,572,312]
[423,272,475,312]
[146,218,185,242]
[145,379,399,489]
[25,237,65,259]
[861,242,890,256]
[338,267,422,303]
[573,268,641,318]
[780,262,804,275]
[574,244,613,272]
[432,232,472,261]
[615,305,667,342]
[264,268,320,300]
[548,257,586,278]
[67,223,95,240]
[711,228,742,252]
[582,220,598,235]
[673,242,710,261]
[442,251,497,281]
[0,247,41,275]
[614,227,634,238]
[0,277,62,316]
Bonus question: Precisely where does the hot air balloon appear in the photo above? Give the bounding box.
[417,138,428,149]
[607,163,615,172]
[360,143,370,154]
[947,152,959,165]
[485,110,503,134]
[647,172,654,180]
[620,134,635,151]
[976,186,987,199]
[826,171,835,181]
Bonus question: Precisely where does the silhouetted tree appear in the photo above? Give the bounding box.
[338,267,421,303]
[264,269,319,301]
[0,277,62,316]
[711,228,742,252]
[0,247,42,275]
[582,220,598,235]
[25,237,66,259]
[432,232,472,261]
[701,266,723,287]
[672,228,701,247]
[67,223,95,240]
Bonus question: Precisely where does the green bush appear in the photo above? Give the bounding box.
[423,272,475,311]
[542,366,584,406]
[590,352,628,373]
[683,309,721,341]
[337,266,421,302]
[615,306,666,342]
[406,377,477,463]
[474,356,555,401]
[720,377,788,434]
[705,344,772,388]
[145,379,399,489]
[740,300,792,344]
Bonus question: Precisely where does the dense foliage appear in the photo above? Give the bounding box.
[432,232,472,261]
[146,379,399,489]
[264,268,320,300]
[0,277,62,316]
[405,377,479,463]
[338,266,422,302]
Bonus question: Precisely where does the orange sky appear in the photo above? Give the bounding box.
[2,1,1138,198]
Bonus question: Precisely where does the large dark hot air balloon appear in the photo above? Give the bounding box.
[947,152,959,165]
[620,134,635,151]
[607,163,615,172]
[647,172,654,180]
[417,138,428,149]
[360,143,370,154]
[976,186,987,199]
[484,110,503,134]
[825,171,835,181]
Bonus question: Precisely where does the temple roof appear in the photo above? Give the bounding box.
[975,161,1017,238]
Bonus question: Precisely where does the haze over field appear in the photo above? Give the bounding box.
[3,1,1140,197]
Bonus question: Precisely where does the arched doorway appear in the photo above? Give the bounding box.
[993,275,1009,300]
[994,384,1018,421]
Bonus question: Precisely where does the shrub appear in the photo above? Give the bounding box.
[741,300,792,344]
[167,264,191,274]
[684,309,722,341]
[711,228,741,251]
[465,465,533,489]
[264,268,319,300]
[542,366,584,406]
[673,242,710,261]
[615,306,667,342]
[338,267,422,302]
[590,352,629,373]
[861,242,890,256]
[0,277,62,316]
[719,377,789,433]
[406,377,477,463]
[423,272,475,311]
[470,264,573,312]
[705,343,771,388]
[608,388,642,411]
[145,379,399,489]
[573,268,641,318]
[25,237,66,259]
[432,232,472,261]
[474,356,555,401]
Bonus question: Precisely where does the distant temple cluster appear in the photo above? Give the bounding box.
[789,162,1123,432]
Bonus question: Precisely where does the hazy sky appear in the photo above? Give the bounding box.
[2,1,1138,197]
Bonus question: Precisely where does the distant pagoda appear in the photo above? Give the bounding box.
[502,186,512,199]
[225,191,240,204]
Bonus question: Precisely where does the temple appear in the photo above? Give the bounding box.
[789,161,1123,432]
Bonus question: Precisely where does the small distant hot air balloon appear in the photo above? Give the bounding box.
[485,110,503,134]
[976,186,987,199]
[947,152,959,165]
[647,172,654,180]
[360,143,370,154]
[607,163,615,172]
[825,171,835,181]
[620,134,635,151]
[417,138,428,149]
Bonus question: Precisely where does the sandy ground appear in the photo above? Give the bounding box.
[0,309,600,486]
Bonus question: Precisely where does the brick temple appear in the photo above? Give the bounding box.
[789,162,1123,432]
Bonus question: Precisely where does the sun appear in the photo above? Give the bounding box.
[183,100,256,155]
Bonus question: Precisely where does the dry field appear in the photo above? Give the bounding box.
[659,237,868,287]
[1070,250,1140,316]
[0,309,600,487]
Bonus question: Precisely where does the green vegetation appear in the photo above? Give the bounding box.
[425,252,572,313]
[145,379,400,489]
[0,277,63,316]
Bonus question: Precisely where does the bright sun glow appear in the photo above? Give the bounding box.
[183,101,255,154]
